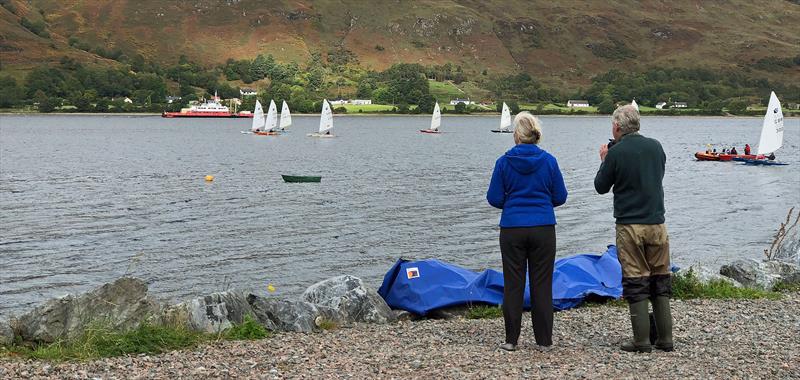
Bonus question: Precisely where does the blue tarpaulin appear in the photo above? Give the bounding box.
[377,245,622,315]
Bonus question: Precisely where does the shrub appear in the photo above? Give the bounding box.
[222,316,270,341]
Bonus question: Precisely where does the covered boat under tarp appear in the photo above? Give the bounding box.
[377,245,623,315]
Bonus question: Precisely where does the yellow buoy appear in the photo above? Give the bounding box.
[205,175,215,182]
[267,284,276,293]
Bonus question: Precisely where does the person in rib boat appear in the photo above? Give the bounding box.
[487,112,568,352]
[594,105,674,353]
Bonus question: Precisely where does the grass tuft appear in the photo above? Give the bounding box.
[222,315,270,340]
[772,281,800,293]
[316,318,339,331]
[8,323,207,361]
[672,270,781,300]
[465,305,503,319]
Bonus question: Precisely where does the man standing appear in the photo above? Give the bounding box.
[594,105,673,353]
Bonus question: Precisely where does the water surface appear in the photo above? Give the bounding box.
[1,114,798,317]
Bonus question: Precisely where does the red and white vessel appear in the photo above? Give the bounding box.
[162,92,252,118]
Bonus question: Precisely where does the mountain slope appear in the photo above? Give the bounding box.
[1,0,799,86]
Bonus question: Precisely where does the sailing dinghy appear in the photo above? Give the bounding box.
[491,102,513,133]
[741,91,787,165]
[243,100,265,134]
[279,100,292,132]
[308,99,334,137]
[420,102,442,133]
[255,100,279,135]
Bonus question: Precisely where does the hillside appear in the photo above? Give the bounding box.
[1,0,799,89]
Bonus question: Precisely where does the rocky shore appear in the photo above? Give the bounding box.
[1,293,798,379]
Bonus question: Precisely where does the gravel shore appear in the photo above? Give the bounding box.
[2,293,798,379]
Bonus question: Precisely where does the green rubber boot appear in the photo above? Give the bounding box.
[651,296,674,351]
[621,300,652,353]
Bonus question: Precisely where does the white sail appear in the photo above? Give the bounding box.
[430,102,441,131]
[280,100,292,130]
[318,99,333,135]
[631,99,639,111]
[500,102,511,131]
[251,100,265,132]
[264,100,278,132]
[757,91,784,155]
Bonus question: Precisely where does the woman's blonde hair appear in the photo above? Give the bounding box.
[513,112,542,144]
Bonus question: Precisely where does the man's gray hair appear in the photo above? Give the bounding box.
[612,105,640,135]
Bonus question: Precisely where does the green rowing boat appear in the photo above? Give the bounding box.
[281,175,322,183]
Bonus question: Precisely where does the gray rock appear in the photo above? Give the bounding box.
[12,277,162,343]
[677,264,742,287]
[247,294,330,333]
[301,275,394,324]
[163,291,254,334]
[719,259,800,289]
[0,319,13,346]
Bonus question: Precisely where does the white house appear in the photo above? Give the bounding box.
[655,102,667,109]
[671,102,688,108]
[240,88,257,97]
[165,96,182,104]
[329,99,348,106]
[351,99,372,105]
[449,98,474,105]
[566,100,590,108]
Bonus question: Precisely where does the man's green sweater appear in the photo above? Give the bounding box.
[594,132,666,224]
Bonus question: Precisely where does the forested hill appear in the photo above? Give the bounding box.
[2,0,799,85]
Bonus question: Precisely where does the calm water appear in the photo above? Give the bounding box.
[1,114,798,317]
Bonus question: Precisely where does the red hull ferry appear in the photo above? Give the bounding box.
[162,93,253,118]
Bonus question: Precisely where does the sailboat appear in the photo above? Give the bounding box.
[243,100,266,134]
[742,91,787,166]
[420,102,442,133]
[308,99,334,137]
[254,100,279,135]
[279,100,292,132]
[491,102,513,133]
[631,99,639,111]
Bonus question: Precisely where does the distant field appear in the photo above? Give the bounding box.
[339,104,395,112]
[429,80,467,102]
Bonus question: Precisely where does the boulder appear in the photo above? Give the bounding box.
[301,275,394,324]
[247,295,334,333]
[719,259,800,289]
[677,264,742,287]
[12,277,162,343]
[0,319,13,346]
[162,291,254,334]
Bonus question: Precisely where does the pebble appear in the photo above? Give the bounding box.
[1,293,798,378]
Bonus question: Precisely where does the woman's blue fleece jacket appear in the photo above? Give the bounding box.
[487,143,567,227]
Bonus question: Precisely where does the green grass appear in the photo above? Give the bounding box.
[672,270,782,300]
[465,305,503,319]
[429,79,466,100]
[339,104,395,113]
[772,281,800,293]
[7,323,208,361]
[316,318,339,330]
[221,315,270,340]
[4,316,273,361]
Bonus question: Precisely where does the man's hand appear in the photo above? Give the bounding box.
[599,144,609,162]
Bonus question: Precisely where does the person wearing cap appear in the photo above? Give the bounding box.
[487,112,568,352]
[594,104,673,353]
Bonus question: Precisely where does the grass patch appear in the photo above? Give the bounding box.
[8,323,208,361]
[465,305,503,319]
[672,270,781,300]
[429,79,466,100]
[221,315,270,340]
[316,318,339,330]
[339,104,395,113]
[5,316,275,361]
[772,281,800,293]
[583,298,627,308]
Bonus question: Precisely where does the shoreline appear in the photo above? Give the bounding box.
[2,294,797,377]
[1,112,796,118]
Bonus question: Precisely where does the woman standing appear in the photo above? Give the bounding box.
[487,112,568,351]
